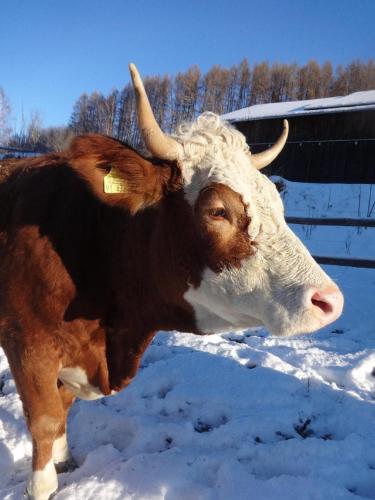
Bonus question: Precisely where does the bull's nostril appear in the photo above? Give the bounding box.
[309,285,344,326]
[311,296,333,315]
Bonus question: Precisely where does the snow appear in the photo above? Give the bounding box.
[222,90,375,123]
[1,180,375,499]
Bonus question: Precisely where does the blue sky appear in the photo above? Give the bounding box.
[1,0,374,129]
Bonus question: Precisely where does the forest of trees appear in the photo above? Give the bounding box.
[69,58,375,148]
[2,58,375,152]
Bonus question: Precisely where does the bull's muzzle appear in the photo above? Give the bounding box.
[307,284,344,327]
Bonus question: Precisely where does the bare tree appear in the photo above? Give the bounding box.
[346,60,369,93]
[41,127,74,152]
[144,75,171,131]
[223,65,239,114]
[270,63,298,102]
[96,90,118,136]
[250,62,271,105]
[296,60,322,100]
[237,58,251,108]
[0,88,11,144]
[201,65,231,114]
[364,60,375,89]
[27,111,43,148]
[331,64,349,96]
[115,83,136,144]
[171,66,201,130]
[320,61,333,97]
[70,93,92,134]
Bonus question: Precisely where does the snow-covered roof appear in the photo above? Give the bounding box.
[222,90,375,123]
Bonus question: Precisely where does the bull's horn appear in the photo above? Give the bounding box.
[129,63,183,161]
[251,119,289,170]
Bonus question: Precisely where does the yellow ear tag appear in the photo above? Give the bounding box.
[104,166,127,194]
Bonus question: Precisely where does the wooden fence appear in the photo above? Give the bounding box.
[286,216,375,269]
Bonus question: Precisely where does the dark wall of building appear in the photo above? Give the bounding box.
[234,109,375,183]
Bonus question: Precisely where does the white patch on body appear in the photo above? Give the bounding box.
[185,267,263,334]
[176,113,335,337]
[27,459,57,500]
[58,367,104,400]
[52,433,70,464]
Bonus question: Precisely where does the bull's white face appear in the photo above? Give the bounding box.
[128,64,343,337]
[175,113,343,337]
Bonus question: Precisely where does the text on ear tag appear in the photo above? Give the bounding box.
[104,166,127,194]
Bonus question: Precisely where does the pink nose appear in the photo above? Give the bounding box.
[309,285,344,327]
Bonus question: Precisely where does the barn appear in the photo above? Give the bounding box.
[222,90,375,183]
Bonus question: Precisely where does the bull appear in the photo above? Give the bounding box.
[0,64,343,499]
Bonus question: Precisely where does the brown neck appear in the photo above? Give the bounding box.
[99,192,203,391]
[100,190,202,335]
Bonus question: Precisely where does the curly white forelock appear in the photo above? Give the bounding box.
[172,112,250,170]
[171,112,286,244]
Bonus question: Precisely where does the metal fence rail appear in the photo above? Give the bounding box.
[314,256,375,269]
[286,216,375,268]
[0,146,42,154]
[286,216,375,228]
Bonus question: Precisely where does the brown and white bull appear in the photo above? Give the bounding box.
[0,64,343,499]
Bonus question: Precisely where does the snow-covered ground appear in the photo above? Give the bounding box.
[0,181,374,499]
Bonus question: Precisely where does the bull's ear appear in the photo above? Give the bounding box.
[67,134,182,214]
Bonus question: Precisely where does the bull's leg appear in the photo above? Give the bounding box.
[53,383,76,472]
[24,382,66,500]
[5,351,64,500]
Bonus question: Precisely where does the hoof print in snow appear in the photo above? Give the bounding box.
[294,418,314,439]
[332,328,344,334]
[254,436,264,444]
[194,415,228,433]
[194,420,212,433]
[157,385,173,399]
[226,334,246,344]
[320,433,333,441]
[275,431,293,441]
[159,436,173,453]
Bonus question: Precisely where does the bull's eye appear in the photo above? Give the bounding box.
[208,207,227,219]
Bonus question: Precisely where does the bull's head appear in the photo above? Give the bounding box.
[128,63,343,337]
